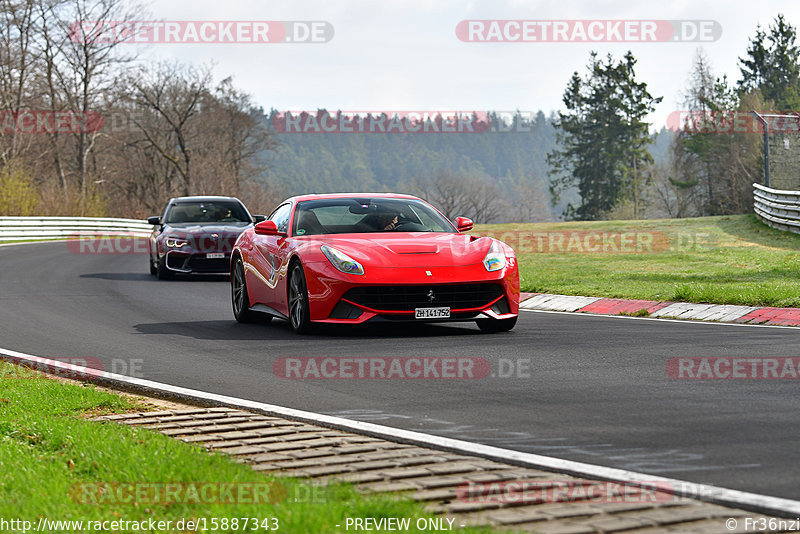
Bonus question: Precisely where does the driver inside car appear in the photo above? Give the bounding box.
[373,208,400,231]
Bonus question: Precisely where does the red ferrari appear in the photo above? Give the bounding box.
[230,193,519,334]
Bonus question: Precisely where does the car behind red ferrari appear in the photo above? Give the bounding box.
[230,193,519,333]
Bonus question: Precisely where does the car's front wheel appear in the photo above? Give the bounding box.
[232,256,259,323]
[476,316,517,333]
[156,256,174,280]
[288,262,312,334]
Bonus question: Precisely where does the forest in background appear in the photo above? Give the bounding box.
[0,1,793,223]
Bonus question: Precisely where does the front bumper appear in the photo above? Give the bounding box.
[302,261,520,324]
[165,251,232,274]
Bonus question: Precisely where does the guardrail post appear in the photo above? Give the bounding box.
[751,111,769,188]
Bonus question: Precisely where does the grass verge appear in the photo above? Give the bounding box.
[475,214,800,308]
[0,363,496,533]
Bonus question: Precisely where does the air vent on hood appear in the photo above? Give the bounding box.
[385,243,440,254]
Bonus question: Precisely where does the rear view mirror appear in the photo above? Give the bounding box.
[253,214,267,223]
[348,204,374,215]
[254,220,285,236]
[454,216,473,232]
[147,216,161,226]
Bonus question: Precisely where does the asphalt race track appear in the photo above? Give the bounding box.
[2,241,800,500]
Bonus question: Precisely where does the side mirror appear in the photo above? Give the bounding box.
[254,220,285,236]
[253,214,267,223]
[454,217,473,232]
[147,216,161,226]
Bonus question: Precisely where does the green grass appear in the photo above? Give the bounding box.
[0,364,497,533]
[475,214,800,308]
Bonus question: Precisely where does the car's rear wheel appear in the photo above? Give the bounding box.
[232,256,259,323]
[288,262,312,334]
[476,316,517,333]
[156,256,174,280]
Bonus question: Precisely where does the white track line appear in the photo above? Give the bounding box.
[521,307,800,331]
[2,346,799,517]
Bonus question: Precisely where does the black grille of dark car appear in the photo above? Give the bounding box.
[186,255,231,273]
[342,283,504,311]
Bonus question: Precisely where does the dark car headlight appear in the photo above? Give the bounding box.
[165,237,189,248]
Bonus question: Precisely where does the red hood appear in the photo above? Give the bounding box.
[305,232,494,268]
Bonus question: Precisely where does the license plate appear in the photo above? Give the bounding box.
[415,307,451,319]
[206,253,225,259]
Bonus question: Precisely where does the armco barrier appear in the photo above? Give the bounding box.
[753,183,800,234]
[0,216,152,241]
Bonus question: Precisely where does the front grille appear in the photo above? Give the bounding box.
[186,255,231,273]
[342,283,504,311]
[329,301,364,319]
[166,252,189,271]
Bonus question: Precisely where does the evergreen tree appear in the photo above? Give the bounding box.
[672,51,763,215]
[739,13,800,109]
[548,51,660,220]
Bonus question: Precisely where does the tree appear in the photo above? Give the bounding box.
[37,0,141,211]
[739,13,800,109]
[548,51,660,220]
[103,63,277,215]
[408,170,507,223]
[671,50,763,215]
[618,51,662,218]
[0,0,39,167]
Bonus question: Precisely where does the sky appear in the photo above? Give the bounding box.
[126,0,800,130]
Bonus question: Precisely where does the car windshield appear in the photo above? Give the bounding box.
[165,200,251,224]
[292,197,456,236]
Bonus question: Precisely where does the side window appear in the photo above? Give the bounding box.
[269,203,292,233]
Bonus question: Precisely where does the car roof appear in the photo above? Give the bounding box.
[283,192,423,204]
[169,196,243,203]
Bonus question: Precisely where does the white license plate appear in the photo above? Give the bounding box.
[415,307,451,319]
[206,253,225,259]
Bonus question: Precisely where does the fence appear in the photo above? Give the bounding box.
[753,183,800,234]
[0,216,152,241]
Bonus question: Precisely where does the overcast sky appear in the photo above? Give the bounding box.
[131,0,800,130]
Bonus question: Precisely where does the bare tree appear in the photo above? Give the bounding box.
[99,63,277,215]
[506,182,553,222]
[124,62,211,197]
[649,161,701,218]
[409,170,508,223]
[36,0,141,210]
[0,0,40,167]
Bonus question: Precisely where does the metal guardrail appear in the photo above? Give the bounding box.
[0,216,152,241]
[753,183,800,234]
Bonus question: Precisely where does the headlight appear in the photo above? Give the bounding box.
[483,241,507,272]
[321,245,364,275]
[165,237,188,248]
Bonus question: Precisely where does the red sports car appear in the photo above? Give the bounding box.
[230,193,519,333]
